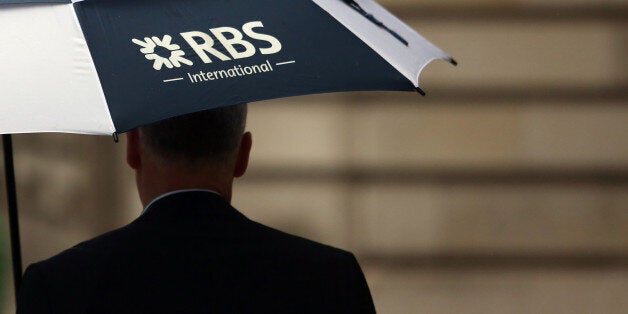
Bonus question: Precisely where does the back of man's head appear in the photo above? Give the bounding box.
[139,103,248,169]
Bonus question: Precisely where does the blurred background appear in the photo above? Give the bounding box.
[2,0,628,312]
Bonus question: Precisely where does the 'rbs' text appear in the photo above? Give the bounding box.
[132,21,282,71]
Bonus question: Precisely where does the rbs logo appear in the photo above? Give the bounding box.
[132,21,282,71]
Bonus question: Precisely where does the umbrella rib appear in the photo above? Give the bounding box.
[341,0,409,46]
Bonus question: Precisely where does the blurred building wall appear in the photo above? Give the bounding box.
[2,0,628,313]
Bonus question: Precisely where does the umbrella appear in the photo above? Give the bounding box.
[0,0,456,302]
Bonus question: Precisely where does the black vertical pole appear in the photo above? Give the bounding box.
[3,134,22,303]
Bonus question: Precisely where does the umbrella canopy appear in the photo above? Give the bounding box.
[1,0,456,303]
[1,0,455,136]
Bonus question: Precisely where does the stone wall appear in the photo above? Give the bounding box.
[2,0,628,312]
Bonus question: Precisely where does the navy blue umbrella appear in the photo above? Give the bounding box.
[1,0,455,301]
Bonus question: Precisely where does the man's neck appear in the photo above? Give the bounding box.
[136,165,233,207]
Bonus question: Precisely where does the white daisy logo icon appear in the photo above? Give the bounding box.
[132,35,193,70]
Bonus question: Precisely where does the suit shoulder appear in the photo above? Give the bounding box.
[246,219,355,259]
[31,222,138,271]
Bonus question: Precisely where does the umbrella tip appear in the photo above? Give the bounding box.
[449,58,458,66]
[415,87,426,96]
[112,132,119,143]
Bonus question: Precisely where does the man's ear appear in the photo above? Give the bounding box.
[234,132,252,178]
[126,129,141,170]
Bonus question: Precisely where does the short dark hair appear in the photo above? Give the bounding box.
[139,103,247,166]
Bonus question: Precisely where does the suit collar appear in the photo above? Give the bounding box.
[137,190,247,224]
[141,189,222,215]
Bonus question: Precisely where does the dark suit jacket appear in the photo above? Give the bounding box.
[17,191,376,313]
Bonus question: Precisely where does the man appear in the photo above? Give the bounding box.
[17,104,376,313]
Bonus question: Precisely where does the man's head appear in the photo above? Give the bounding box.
[126,103,252,205]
